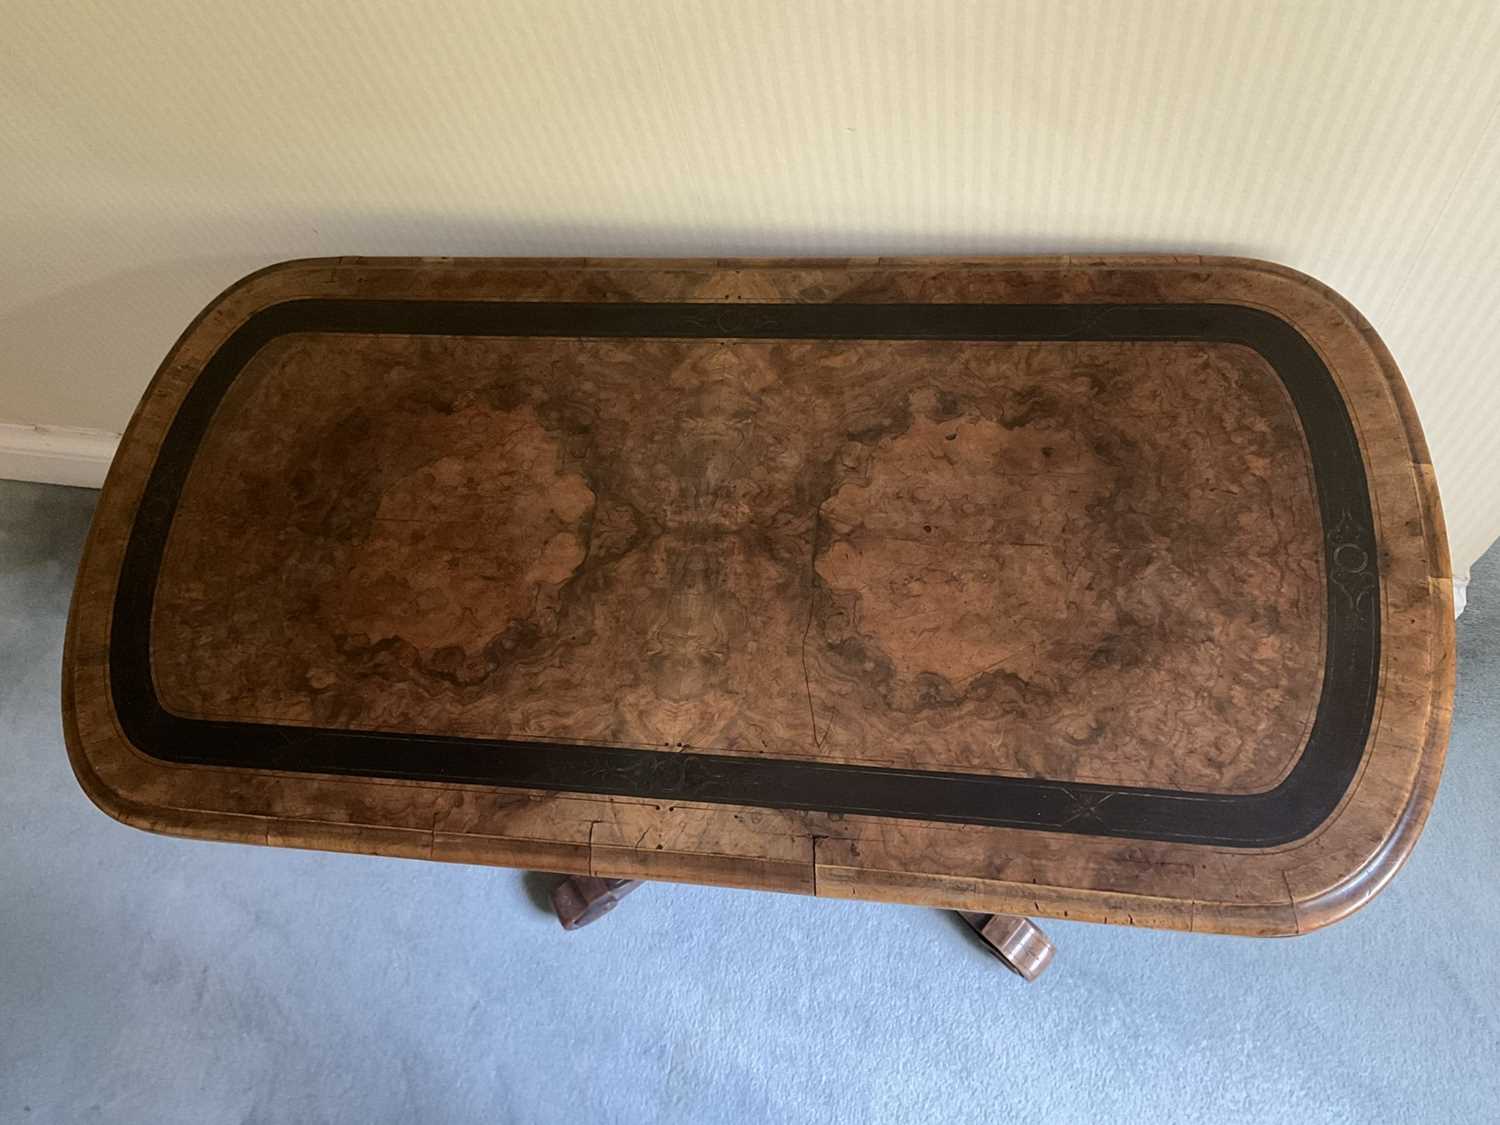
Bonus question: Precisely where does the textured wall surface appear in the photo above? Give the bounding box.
[2,1,1498,574]
[5,481,1500,1122]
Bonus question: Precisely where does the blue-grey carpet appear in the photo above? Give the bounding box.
[2,479,1497,1124]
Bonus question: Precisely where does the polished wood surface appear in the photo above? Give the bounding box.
[155,335,1321,792]
[63,256,1455,936]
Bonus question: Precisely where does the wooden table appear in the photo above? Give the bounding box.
[64,256,1454,967]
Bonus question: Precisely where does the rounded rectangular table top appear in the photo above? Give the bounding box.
[63,255,1455,936]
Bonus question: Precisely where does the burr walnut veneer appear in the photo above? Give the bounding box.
[63,256,1454,936]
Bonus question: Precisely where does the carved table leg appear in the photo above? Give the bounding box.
[550,875,644,930]
[956,911,1056,981]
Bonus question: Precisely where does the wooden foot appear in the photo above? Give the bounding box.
[957,912,1056,980]
[551,875,644,930]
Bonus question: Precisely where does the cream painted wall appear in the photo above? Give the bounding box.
[2,1,1498,576]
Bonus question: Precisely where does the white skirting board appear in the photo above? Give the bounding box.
[0,421,120,489]
[0,417,1472,616]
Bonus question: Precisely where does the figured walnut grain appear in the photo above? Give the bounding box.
[153,335,1321,794]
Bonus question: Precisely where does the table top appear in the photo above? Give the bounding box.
[64,255,1454,936]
